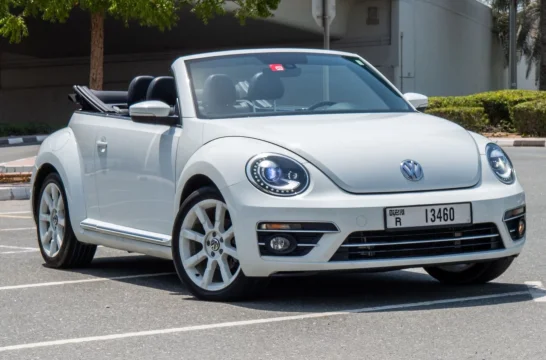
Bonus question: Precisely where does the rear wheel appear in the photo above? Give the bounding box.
[172,187,268,301]
[36,173,97,268]
[423,257,515,285]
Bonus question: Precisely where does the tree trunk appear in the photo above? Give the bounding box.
[540,0,546,90]
[89,11,105,90]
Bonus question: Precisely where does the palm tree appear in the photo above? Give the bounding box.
[539,0,546,90]
[486,0,540,83]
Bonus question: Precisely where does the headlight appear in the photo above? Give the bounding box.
[246,153,310,196]
[486,143,515,184]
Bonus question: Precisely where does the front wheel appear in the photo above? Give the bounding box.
[423,257,515,285]
[36,173,97,268]
[172,187,267,301]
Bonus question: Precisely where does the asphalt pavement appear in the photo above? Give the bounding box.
[0,145,40,164]
[0,148,544,360]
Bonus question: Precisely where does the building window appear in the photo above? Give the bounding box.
[367,6,379,25]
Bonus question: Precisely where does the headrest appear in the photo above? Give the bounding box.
[246,72,284,101]
[146,76,177,106]
[127,76,154,107]
[202,74,237,111]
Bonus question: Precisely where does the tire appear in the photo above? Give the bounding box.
[423,257,515,285]
[36,173,97,268]
[172,186,268,301]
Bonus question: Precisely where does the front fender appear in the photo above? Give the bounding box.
[468,131,492,155]
[32,127,88,232]
[174,137,309,211]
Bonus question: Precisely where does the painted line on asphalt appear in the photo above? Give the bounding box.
[0,250,38,254]
[0,227,36,232]
[0,211,32,215]
[0,272,176,291]
[0,290,530,353]
[0,215,32,219]
[0,245,38,251]
[525,281,546,302]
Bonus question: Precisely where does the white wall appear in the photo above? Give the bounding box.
[395,0,508,96]
[514,54,539,90]
[262,0,354,38]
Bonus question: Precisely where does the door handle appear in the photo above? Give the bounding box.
[96,138,108,153]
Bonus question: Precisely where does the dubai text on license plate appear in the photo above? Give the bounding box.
[385,203,472,229]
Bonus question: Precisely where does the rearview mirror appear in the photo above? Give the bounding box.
[129,101,177,125]
[404,93,428,112]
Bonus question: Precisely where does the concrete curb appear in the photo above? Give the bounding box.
[0,185,31,201]
[489,138,546,147]
[0,135,48,148]
[0,156,36,174]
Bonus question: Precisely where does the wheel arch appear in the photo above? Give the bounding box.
[32,127,88,232]
[179,174,220,207]
[31,163,59,221]
[174,136,307,215]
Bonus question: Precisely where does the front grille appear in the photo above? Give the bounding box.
[329,223,503,262]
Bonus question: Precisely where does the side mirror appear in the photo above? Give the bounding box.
[404,93,428,112]
[129,101,178,125]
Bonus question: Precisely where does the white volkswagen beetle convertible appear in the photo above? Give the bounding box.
[30,48,527,301]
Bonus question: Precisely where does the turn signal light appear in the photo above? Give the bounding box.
[257,222,339,232]
[259,223,302,231]
[504,206,525,220]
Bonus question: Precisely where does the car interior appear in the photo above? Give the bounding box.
[70,75,180,118]
[69,69,289,120]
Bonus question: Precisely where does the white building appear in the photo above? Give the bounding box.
[0,0,537,127]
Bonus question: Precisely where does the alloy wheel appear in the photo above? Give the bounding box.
[38,183,66,257]
[179,199,240,291]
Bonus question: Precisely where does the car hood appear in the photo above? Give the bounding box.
[202,112,481,194]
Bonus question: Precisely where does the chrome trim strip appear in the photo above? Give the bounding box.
[503,213,525,222]
[80,219,171,246]
[340,234,499,248]
[256,229,339,234]
[258,242,318,247]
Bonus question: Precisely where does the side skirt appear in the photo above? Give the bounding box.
[79,219,173,260]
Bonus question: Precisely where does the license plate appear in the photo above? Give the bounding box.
[385,203,472,229]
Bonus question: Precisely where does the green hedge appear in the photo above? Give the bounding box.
[511,100,546,136]
[428,96,482,110]
[472,90,546,126]
[0,123,54,138]
[425,107,489,132]
[428,90,546,132]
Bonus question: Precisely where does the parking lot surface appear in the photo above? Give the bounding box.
[0,148,545,360]
[0,145,39,164]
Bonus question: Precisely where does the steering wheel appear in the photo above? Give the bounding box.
[307,101,337,111]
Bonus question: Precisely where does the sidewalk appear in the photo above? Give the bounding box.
[0,157,35,201]
[489,137,546,147]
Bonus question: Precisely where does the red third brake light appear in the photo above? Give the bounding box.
[269,64,285,72]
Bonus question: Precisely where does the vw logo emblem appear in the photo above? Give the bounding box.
[210,239,221,252]
[400,160,424,181]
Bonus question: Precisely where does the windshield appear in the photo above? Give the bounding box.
[186,52,414,119]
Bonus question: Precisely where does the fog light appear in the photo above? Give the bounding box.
[518,218,526,237]
[266,234,297,255]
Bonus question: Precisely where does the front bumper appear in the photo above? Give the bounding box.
[223,163,527,278]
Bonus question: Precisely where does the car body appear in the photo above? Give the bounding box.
[30,48,527,301]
